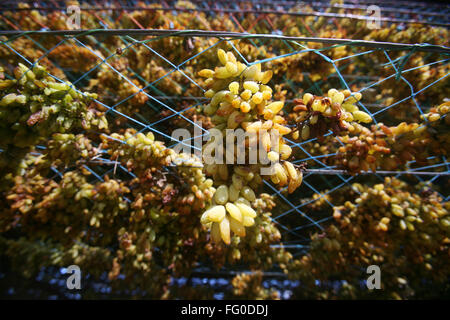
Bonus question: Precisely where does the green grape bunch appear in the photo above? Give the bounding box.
[0,63,107,151]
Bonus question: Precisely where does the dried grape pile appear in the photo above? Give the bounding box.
[0,0,449,300]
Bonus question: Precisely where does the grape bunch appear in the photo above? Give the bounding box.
[334,100,449,174]
[48,43,101,73]
[288,178,449,299]
[0,63,107,148]
[0,63,107,177]
[101,129,215,214]
[289,89,372,142]
[44,133,99,168]
[230,271,280,300]
[197,49,304,244]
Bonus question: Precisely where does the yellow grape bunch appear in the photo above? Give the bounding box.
[200,192,256,245]
[197,49,304,244]
[290,89,373,141]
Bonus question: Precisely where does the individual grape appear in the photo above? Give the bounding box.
[235,202,257,219]
[226,202,243,222]
[225,61,238,74]
[241,186,256,202]
[268,151,279,162]
[242,216,255,227]
[279,144,292,160]
[205,205,226,222]
[240,101,251,113]
[229,81,240,94]
[217,49,228,65]
[353,110,372,123]
[232,173,245,190]
[242,64,260,79]
[252,92,263,104]
[240,89,252,101]
[219,216,231,244]
[228,184,241,202]
[198,69,215,78]
[211,222,221,243]
[229,217,246,237]
[243,81,259,94]
[263,101,284,119]
[214,185,229,204]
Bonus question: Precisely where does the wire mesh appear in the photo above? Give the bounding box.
[0,0,449,295]
[1,0,449,27]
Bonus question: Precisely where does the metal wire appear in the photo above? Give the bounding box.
[1,29,449,54]
[306,169,450,176]
[1,1,449,27]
